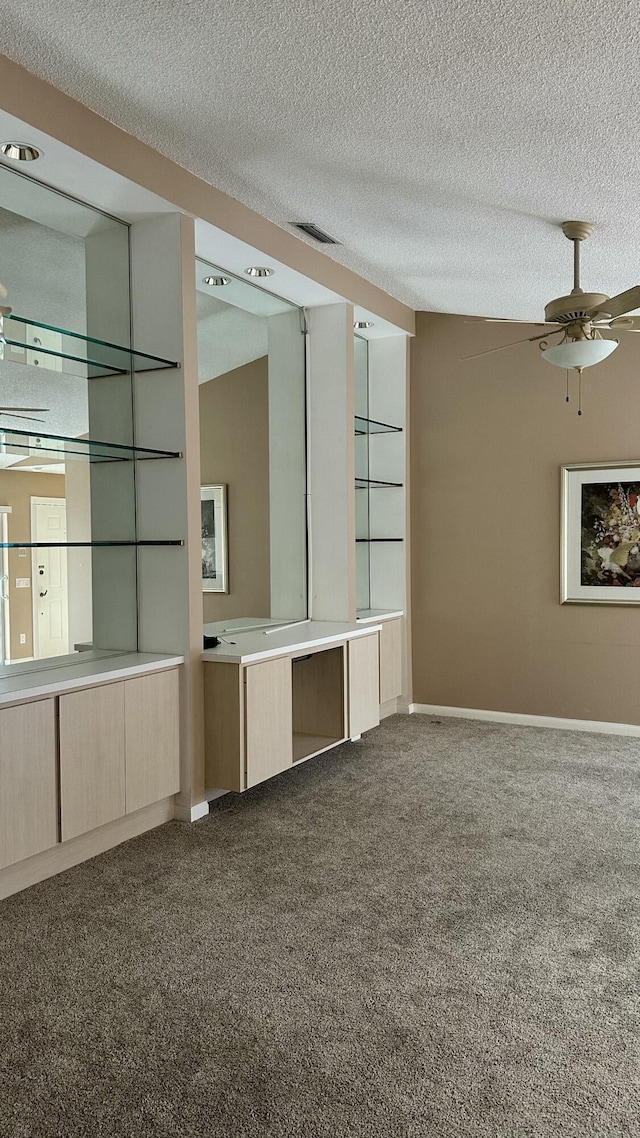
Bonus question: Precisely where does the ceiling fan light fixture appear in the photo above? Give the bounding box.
[541,338,619,369]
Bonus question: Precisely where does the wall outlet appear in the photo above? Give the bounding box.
[19,633,26,645]
[15,578,30,588]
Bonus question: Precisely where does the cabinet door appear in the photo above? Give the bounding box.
[245,657,292,789]
[348,633,380,737]
[59,683,125,841]
[125,669,180,814]
[379,618,403,703]
[204,662,244,792]
[0,699,58,869]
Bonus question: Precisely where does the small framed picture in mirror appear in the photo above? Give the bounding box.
[201,484,228,593]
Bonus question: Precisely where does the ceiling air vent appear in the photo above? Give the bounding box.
[291,222,341,245]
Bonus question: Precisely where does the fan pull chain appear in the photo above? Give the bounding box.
[577,367,582,416]
[566,368,570,402]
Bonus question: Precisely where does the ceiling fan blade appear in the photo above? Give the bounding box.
[608,316,640,332]
[588,286,640,321]
[464,317,554,326]
[461,327,562,361]
[0,412,47,423]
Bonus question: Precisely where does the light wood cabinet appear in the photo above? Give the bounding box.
[205,633,379,792]
[348,632,380,736]
[59,682,126,841]
[59,668,180,840]
[379,617,403,703]
[245,657,292,788]
[125,669,180,813]
[0,699,58,869]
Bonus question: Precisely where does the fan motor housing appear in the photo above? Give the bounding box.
[544,291,610,324]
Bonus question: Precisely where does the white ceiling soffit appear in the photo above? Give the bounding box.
[3,2,640,321]
[0,109,400,336]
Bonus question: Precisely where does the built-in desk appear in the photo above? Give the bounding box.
[203,621,381,792]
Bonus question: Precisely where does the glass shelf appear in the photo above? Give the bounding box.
[356,538,404,543]
[0,426,181,463]
[1,540,183,549]
[354,416,402,435]
[1,313,179,378]
[355,477,403,489]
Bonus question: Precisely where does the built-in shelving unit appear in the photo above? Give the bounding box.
[0,426,181,464]
[0,320,183,551]
[354,416,402,436]
[355,476,403,489]
[1,313,179,378]
[0,540,183,549]
[354,335,406,615]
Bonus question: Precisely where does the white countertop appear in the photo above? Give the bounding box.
[0,652,183,707]
[202,620,381,665]
[356,609,404,624]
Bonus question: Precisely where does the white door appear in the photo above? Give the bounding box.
[31,497,69,659]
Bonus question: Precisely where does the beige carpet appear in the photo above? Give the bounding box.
[1,714,639,1137]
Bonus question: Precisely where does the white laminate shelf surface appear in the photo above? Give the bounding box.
[202,621,381,665]
[0,653,183,708]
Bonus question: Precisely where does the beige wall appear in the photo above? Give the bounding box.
[200,357,270,623]
[0,470,65,659]
[410,312,640,725]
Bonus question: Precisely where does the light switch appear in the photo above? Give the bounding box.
[15,577,30,588]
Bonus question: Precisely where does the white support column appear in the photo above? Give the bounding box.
[307,303,355,622]
[129,213,205,814]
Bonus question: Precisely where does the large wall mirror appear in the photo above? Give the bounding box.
[196,260,307,632]
[0,163,139,678]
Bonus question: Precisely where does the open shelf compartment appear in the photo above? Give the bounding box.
[292,646,346,762]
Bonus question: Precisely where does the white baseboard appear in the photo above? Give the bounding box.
[174,799,210,823]
[205,788,228,802]
[410,703,640,738]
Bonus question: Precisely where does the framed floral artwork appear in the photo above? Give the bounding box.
[561,462,640,604]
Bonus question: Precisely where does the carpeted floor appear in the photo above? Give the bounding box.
[1,714,639,1137]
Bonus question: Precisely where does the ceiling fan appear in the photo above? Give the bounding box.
[464,221,640,372]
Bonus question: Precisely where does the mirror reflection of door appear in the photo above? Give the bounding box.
[0,506,10,665]
[31,496,69,659]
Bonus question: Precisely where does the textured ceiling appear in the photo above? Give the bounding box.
[3,0,640,318]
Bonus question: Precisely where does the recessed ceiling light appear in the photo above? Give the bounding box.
[203,275,231,286]
[244,267,274,278]
[1,142,41,161]
[354,321,374,329]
